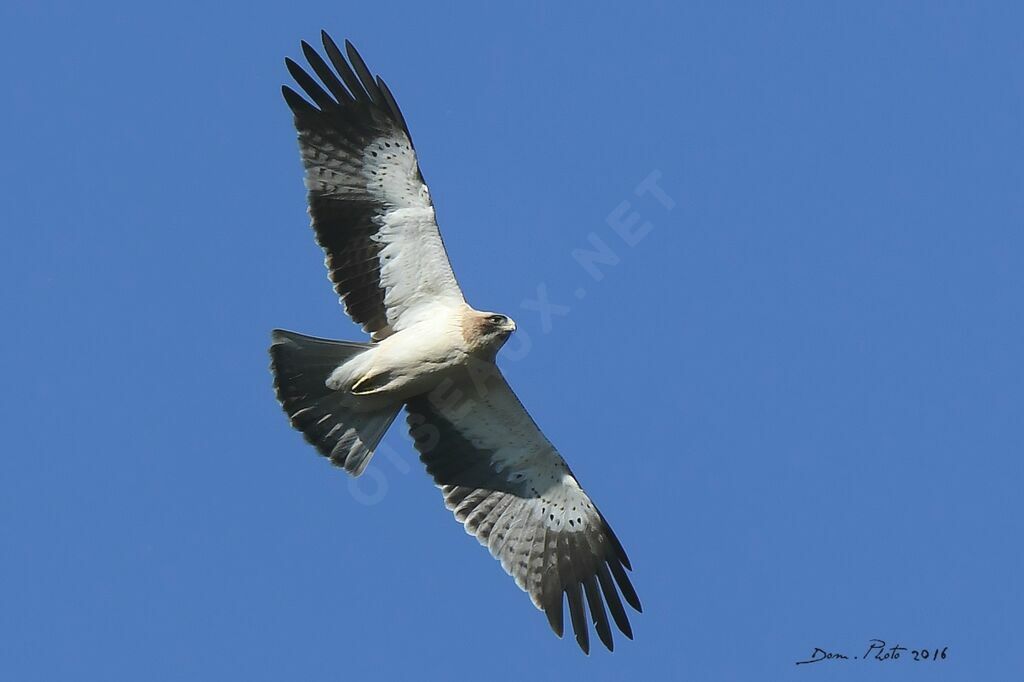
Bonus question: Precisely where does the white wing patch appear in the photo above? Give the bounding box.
[376,206,462,329]
[359,134,463,330]
[362,135,431,207]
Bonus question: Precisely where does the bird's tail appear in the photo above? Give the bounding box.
[269,329,401,476]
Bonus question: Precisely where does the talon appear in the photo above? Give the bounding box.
[351,373,387,395]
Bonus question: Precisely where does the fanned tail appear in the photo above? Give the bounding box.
[270,329,400,476]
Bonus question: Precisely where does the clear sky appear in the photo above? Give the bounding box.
[2,2,1022,680]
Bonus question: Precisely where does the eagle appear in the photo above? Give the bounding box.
[269,31,641,653]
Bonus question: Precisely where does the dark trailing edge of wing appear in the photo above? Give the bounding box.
[282,31,414,146]
[406,395,642,654]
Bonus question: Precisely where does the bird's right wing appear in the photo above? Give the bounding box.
[283,32,464,340]
[405,366,641,653]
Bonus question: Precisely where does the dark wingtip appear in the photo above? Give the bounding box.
[321,29,341,54]
[343,38,381,105]
[609,560,642,613]
[596,561,633,640]
[545,604,564,638]
[281,85,311,114]
[599,511,633,570]
[566,582,590,655]
[283,57,307,89]
[584,575,614,652]
[623,590,642,613]
[320,30,337,55]
[320,31,372,103]
[344,38,364,71]
[576,634,591,655]
[376,76,413,146]
[300,38,354,105]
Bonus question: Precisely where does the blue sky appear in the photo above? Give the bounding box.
[2,1,1022,679]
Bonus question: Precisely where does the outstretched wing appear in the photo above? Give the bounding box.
[283,32,464,340]
[405,367,641,653]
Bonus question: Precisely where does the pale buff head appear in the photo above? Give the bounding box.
[462,309,517,357]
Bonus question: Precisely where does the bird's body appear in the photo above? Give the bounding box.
[269,31,641,653]
[324,304,515,409]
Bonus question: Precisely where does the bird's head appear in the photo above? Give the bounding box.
[465,310,517,357]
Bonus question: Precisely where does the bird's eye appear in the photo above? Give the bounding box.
[489,315,505,324]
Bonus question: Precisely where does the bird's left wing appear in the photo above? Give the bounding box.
[283,33,464,340]
[405,368,641,653]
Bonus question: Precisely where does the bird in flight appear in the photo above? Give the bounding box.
[270,31,641,653]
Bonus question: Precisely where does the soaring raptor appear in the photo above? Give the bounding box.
[270,31,641,653]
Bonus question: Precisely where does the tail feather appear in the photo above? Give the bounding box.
[269,329,400,476]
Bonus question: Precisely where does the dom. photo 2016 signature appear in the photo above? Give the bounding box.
[795,640,949,665]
